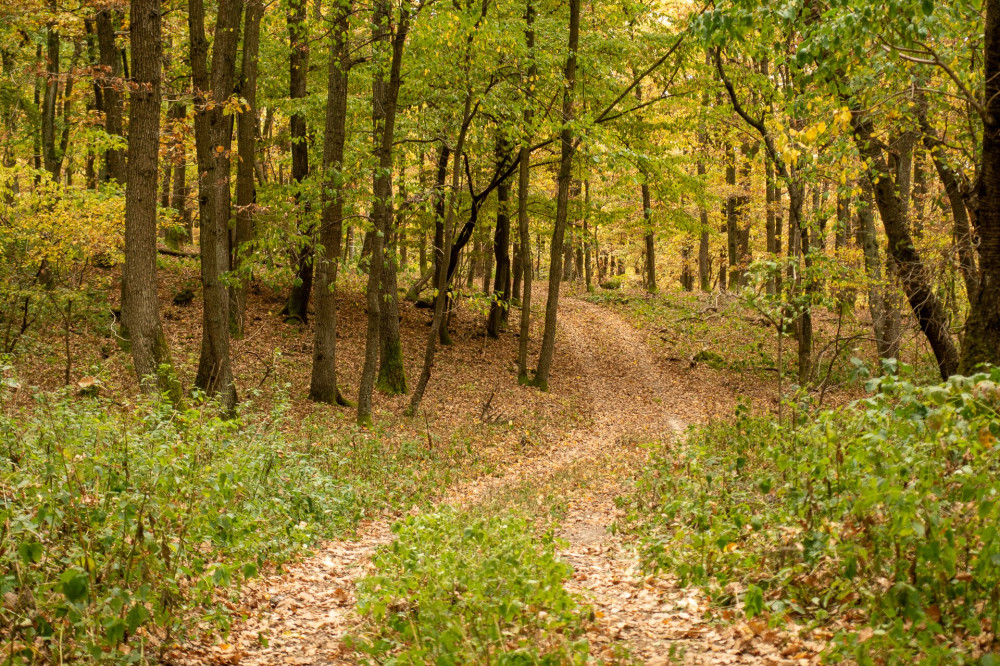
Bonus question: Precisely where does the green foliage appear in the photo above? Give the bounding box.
[0,389,480,662]
[351,509,592,665]
[625,368,1000,663]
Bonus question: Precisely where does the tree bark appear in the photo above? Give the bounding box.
[191,0,242,411]
[962,0,1000,372]
[917,106,980,305]
[283,0,314,323]
[583,179,593,291]
[96,8,125,184]
[231,0,263,336]
[359,0,410,424]
[487,141,512,338]
[516,1,535,381]
[641,181,656,292]
[533,0,579,391]
[310,1,352,405]
[850,109,959,379]
[122,0,180,402]
[856,180,898,359]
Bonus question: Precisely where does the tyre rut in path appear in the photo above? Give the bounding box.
[168,295,752,666]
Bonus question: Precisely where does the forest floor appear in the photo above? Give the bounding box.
[162,280,825,666]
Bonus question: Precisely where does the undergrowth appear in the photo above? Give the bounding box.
[350,508,593,664]
[622,366,1000,664]
[0,388,481,663]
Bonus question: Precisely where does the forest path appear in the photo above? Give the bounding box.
[170,294,754,666]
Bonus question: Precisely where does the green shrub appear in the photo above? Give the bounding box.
[0,388,474,663]
[626,368,1000,664]
[351,508,592,664]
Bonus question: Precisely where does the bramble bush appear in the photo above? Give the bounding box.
[351,508,593,665]
[625,366,1000,664]
[0,387,481,663]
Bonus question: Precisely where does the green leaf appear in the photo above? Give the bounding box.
[17,540,43,564]
[60,569,90,604]
[744,584,764,618]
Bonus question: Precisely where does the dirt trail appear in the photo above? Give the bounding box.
[170,295,759,666]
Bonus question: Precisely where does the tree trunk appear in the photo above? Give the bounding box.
[122,0,180,402]
[487,143,512,338]
[962,0,1000,372]
[917,106,980,305]
[169,104,190,241]
[96,9,125,185]
[850,110,960,379]
[41,16,61,181]
[856,180,897,360]
[641,181,656,292]
[583,180,593,291]
[408,102,471,415]
[190,0,241,411]
[231,0,262,337]
[283,0,313,323]
[359,0,410,423]
[516,4,535,380]
[533,0,580,391]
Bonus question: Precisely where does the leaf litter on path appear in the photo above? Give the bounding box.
[167,288,825,665]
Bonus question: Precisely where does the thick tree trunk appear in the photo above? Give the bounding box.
[962,0,1000,372]
[191,0,241,411]
[533,0,579,391]
[122,0,180,402]
[851,110,959,379]
[309,0,352,406]
[231,0,263,336]
[359,1,410,423]
[283,0,313,323]
[41,18,61,181]
[765,157,777,294]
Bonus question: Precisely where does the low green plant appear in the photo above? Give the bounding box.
[0,388,482,663]
[624,367,1000,663]
[351,508,592,664]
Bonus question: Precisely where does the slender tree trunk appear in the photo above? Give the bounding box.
[283,0,313,323]
[962,0,1000,372]
[191,0,241,411]
[231,0,263,336]
[641,181,656,292]
[917,106,980,304]
[856,180,896,359]
[487,141,512,338]
[408,108,470,415]
[851,109,959,379]
[516,2,535,381]
[96,8,125,184]
[122,0,180,402]
[765,156,776,294]
[533,0,579,391]
[788,184,812,384]
[482,226,495,295]
[583,179,593,291]
[169,105,191,241]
